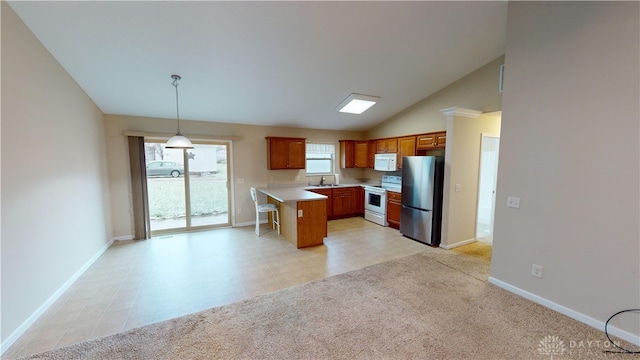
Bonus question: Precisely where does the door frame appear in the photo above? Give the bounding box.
[475,133,500,243]
[145,139,233,235]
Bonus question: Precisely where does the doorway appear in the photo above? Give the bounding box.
[145,141,230,233]
[476,135,500,244]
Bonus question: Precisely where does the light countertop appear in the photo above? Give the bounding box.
[257,187,328,203]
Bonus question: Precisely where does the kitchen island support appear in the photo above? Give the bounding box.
[258,188,327,248]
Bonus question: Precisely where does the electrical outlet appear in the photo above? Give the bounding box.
[507,196,520,208]
[236,208,242,214]
[455,183,462,192]
[532,264,543,278]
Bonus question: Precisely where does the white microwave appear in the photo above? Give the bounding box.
[374,153,397,171]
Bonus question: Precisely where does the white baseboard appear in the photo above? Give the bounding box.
[440,238,476,249]
[488,276,640,346]
[112,234,134,241]
[0,238,115,355]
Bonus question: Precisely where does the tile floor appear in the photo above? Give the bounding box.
[4,217,434,359]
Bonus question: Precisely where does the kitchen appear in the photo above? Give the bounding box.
[103,57,504,251]
[257,130,455,249]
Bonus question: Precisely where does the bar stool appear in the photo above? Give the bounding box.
[250,187,280,236]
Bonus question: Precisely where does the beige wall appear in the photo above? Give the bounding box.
[366,56,504,140]
[441,111,501,249]
[491,2,639,339]
[1,3,112,344]
[105,115,366,237]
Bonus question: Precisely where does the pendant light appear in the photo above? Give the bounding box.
[165,74,194,149]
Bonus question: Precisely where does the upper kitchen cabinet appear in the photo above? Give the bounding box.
[339,140,369,169]
[354,141,369,168]
[397,136,416,169]
[376,138,398,153]
[339,140,354,168]
[266,137,306,170]
[368,140,377,168]
[416,131,446,150]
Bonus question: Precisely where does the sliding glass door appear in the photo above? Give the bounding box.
[187,144,229,228]
[145,141,230,233]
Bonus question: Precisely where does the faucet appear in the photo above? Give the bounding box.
[320,176,326,186]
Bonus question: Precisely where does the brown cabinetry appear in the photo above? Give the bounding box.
[387,191,401,229]
[339,140,354,168]
[355,186,364,215]
[376,138,398,153]
[266,137,306,170]
[354,141,369,168]
[332,187,354,217]
[339,140,369,168]
[416,131,446,150]
[307,186,363,220]
[308,188,333,218]
[397,136,416,169]
[368,140,377,168]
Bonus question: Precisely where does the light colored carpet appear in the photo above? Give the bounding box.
[20,249,631,359]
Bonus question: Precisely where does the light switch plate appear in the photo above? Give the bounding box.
[507,196,520,208]
[297,209,303,218]
[455,184,462,192]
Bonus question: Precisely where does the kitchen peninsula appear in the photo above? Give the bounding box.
[257,188,328,248]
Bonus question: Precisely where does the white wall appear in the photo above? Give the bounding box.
[491,2,639,339]
[1,3,112,345]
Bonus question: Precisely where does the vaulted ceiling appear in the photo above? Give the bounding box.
[7,1,507,131]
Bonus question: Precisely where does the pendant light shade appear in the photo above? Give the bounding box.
[166,74,193,149]
[166,133,193,148]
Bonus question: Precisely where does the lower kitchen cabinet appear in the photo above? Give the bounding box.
[332,187,354,218]
[307,186,362,220]
[387,191,401,229]
[355,186,364,215]
[308,188,333,218]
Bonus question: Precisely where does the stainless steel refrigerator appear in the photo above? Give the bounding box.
[400,156,444,246]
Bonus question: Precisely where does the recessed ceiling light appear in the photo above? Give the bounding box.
[336,93,380,114]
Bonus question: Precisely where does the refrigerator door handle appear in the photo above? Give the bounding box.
[401,204,432,213]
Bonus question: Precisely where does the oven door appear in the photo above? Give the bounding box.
[364,188,386,214]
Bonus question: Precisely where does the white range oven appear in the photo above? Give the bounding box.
[364,175,402,226]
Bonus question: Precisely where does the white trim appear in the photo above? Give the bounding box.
[439,107,482,119]
[499,64,505,93]
[228,140,236,227]
[439,238,476,249]
[0,239,114,355]
[113,235,134,241]
[488,277,640,346]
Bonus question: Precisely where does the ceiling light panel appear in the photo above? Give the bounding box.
[336,93,380,114]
